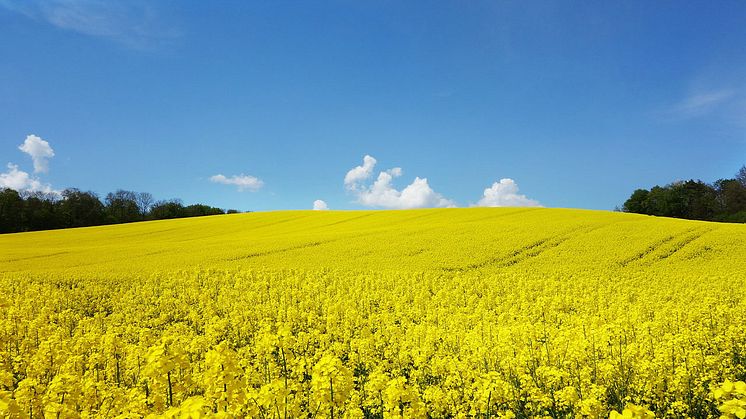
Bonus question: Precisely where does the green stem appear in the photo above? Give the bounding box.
[330,376,334,419]
[167,371,173,407]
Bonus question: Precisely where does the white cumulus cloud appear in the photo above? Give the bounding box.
[0,163,56,194]
[344,155,377,188]
[476,178,541,207]
[313,199,329,210]
[344,155,455,209]
[209,174,264,192]
[19,134,55,173]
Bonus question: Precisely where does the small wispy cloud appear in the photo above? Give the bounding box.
[0,0,180,49]
[210,174,264,192]
[313,199,329,210]
[668,89,736,118]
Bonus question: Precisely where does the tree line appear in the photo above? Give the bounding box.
[622,165,746,223]
[0,188,239,234]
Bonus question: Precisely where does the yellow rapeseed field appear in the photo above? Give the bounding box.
[0,208,745,418]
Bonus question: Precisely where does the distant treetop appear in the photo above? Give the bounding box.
[622,165,746,223]
[0,188,238,234]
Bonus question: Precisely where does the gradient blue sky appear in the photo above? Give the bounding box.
[1,1,745,211]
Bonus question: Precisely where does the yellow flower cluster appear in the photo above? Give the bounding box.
[713,381,746,419]
[0,208,744,418]
[609,404,655,418]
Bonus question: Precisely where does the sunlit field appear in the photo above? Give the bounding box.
[1,208,745,418]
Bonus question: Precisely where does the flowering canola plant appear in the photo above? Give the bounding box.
[0,207,745,418]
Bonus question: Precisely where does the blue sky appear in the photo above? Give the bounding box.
[1,1,745,211]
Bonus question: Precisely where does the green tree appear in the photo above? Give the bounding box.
[105,190,141,223]
[149,200,185,219]
[645,185,680,217]
[622,189,650,214]
[714,179,746,214]
[737,165,746,187]
[678,180,717,220]
[22,191,59,231]
[0,188,24,233]
[182,204,225,217]
[59,189,106,227]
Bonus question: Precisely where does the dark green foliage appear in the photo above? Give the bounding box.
[149,200,185,219]
[22,192,59,231]
[149,200,227,219]
[182,204,225,217]
[59,188,106,228]
[0,187,229,233]
[0,188,24,233]
[622,189,650,214]
[737,165,746,187]
[105,190,141,224]
[622,166,746,223]
[715,179,746,215]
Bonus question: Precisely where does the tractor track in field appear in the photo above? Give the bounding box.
[319,213,376,227]
[444,223,605,272]
[617,227,713,267]
[647,227,715,263]
[225,241,328,261]
[223,228,391,262]
[617,234,679,267]
[460,207,545,224]
[2,251,71,263]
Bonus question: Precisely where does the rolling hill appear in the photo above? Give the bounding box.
[1,208,745,418]
[2,207,744,277]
